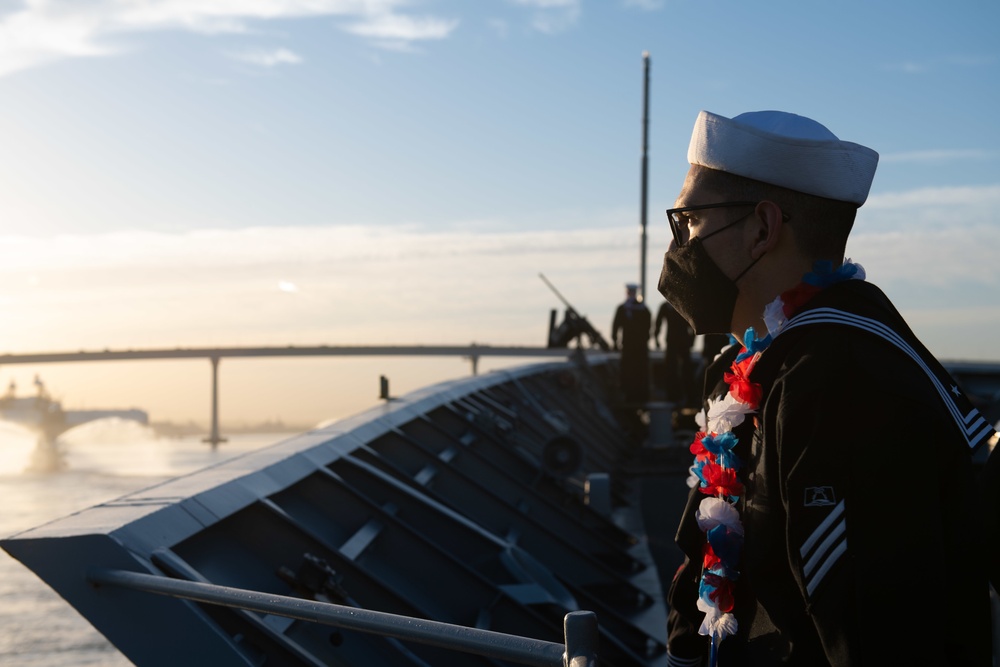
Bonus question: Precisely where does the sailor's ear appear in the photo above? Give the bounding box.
[749,201,785,259]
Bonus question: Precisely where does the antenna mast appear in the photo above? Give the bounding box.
[639,52,651,301]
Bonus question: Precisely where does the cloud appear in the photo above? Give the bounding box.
[845,218,1000,361]
[859,183,1000,238]
[880,149,998,164]
[0,222,642,354]
[882,61,927,74]
[882,53,997,75]
[944,54,997,67]
[0,0,454,77]
[864,183,1000,210]
[846,184,1000,290]
[342,11,459,52]
[228,47,302,67]
[343,13,458,41]
[2,187,999,367]
[510,0,579,7]
[621,0,665,9]
[509,0,581,33]
[0,4,118,76]
[488,18,509,38]
[850,225,1000,287]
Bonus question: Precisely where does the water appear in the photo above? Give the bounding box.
[0,419,299,666]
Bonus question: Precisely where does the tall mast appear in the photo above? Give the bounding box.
[639,52,650,301]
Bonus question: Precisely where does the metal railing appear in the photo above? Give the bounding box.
[87,568,599,667]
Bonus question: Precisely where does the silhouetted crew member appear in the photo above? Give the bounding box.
[655,301,695,404]
[611,283,651,404]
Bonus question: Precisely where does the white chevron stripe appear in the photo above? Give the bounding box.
[803,518,846,578]
[806,538,848,597]
[966,416,985,434]
[800,500,845,558]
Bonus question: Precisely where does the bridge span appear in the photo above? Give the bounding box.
[0,344,592,446]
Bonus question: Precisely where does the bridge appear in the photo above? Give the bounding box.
[0,344,593,446]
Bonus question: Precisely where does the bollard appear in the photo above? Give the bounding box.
[645,401,675,447]
[563,610,598,667]
[584,473,611,516]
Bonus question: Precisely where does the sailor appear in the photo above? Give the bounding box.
[654,300,695,406]
[611,282,652,405]
[658,110,996,665]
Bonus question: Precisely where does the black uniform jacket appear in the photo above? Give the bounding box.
[666,280,996,666]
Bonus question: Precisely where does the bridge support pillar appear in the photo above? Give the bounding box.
[203,355,227,449]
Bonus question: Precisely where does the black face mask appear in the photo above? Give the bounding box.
[657,219,762,335]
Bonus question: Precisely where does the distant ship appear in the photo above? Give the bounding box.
[0,376,148,439]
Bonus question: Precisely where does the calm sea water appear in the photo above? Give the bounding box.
[0,419,299,666]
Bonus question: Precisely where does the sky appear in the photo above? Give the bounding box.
[0,0,998,428]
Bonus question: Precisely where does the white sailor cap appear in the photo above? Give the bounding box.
[687,110,879,205]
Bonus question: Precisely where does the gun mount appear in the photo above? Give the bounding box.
[540,274,611,351]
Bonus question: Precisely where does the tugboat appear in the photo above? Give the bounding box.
[0,376,149,441]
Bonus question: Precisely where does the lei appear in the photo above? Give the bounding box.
[687,259,865,646]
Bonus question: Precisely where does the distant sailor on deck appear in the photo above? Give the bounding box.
[658,109,996,666]
[611,282,651,405]
[654,300,695,406]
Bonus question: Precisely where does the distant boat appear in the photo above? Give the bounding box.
[0,377,148,439]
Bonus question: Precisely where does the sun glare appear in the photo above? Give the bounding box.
[0,422,43,475]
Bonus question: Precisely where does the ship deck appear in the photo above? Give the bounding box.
[3,352,691,667]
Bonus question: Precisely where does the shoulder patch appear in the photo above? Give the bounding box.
[804,486,836,507]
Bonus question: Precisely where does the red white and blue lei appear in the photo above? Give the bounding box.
[687,259,865,643]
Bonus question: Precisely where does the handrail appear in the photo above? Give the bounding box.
[0,344,598,365]
[87,568,598,667]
